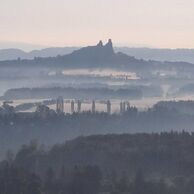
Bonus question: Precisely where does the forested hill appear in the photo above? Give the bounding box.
[2,132,194,194]
[14,132,194,178]
[0,106,194,160]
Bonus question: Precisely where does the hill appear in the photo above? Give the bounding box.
[2,45,194,64]
[0,47,77,61]
[0,39,150,71]
[116,47,194,63]
[1,39,194,72]
[14,132,194,178]
[2,133,194,194]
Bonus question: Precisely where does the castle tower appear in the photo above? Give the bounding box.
[104,39,114,55]
[97,40,103,47]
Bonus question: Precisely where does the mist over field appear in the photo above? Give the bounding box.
[1,40,194,148]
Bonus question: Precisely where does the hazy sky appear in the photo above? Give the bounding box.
[0,0,194,49]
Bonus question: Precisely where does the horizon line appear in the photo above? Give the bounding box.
[1,40,194,52]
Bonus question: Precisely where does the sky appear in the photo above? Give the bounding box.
[0,0,194,50]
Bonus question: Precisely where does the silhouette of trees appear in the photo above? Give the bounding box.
[0,161,41,194]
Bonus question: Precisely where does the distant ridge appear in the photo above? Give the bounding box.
[1,40,194,63]
[115,47,194,63]
[0,39,144,70]
[0,47,78,61]
[0,39,116,61]
[1,39,194,74]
